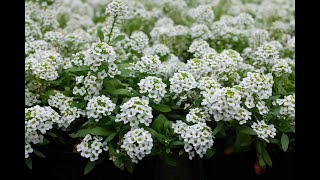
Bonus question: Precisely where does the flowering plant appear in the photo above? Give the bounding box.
[25,0,295,175]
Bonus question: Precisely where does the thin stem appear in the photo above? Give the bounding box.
[107,15,118,44]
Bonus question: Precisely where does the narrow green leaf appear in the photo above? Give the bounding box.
[205,149,216,159]
[257,154,266,167]
[281,133,289,152]
[160,154,176,167]
[33,149,46,158]
[238,126,257,135]
[111,89,132,96]
[47,131,58,138]
[151,104,172,112]
[124,159,134,173]
[151,114,169,132]
[69,127,112,138]
[82,119,95,127]
[170,141,184,146]
[66,66,89,72]
[212,122,223,136]
[97,28,104,42]
[113,35,125,42]
[26,158,32,169]
[261,147,272,167]
[178,149,184,156]
[84,161,96,175]
[105,132,117,142]
[113,158,125,171]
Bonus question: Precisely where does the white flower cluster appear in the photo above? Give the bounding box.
[251,120,276,143]
[76,134,109,162]
[208,49,243,85]
[130,54,162,75]
[25,88,41,107]
[254,42,280,67]
[105,0,128,18]
[198,77,221,92]
[115,97,153,127]
[271,58,293,77]
[144,43,170,58]
[172,121,214,160]
[84,42,120,77]
[169,71,197,97]
[25,143,34,159]
[274,94,295,119]
[138,76,167,104]
[48,92,84,129]
[188,39,216,58]
[185,58,211,80]
[73,72,104,100]
[201,87,244,122]
[25,50,63,81]
[127,31,149,54]
[256,101,269,115]
[121,128,153,163]
[188,5,215,24]
[239,72,274,100]
[86,95,116,122]
[186,108,211,124]
[190,24,211,40]
[25,105,60,158]
[157,54,184,78]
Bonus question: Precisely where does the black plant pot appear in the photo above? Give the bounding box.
[154,154,206,180]
[204,150,295,180]
[25,150,157,180]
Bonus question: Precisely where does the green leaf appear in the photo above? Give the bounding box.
[111,89,132,96]
[281,133,289,152]
[47,131,58,138]
[82,119,95,127]
[33,149,46,158]
[205,149,216,159]
[159,154,176,167]
[124,159,134,173]
[97,28,104,42]
[178,149,184,156]
[238,126,257,135]
[170,141,184,146]
[257,154,266,167]
[268,138,280,144]
[144,126,165,143]
[151,114,169,132]
[69,127,112,138]
[289,126,295,133]
[278,86,287,95]
[105,132,117,142]
[113,158,125,171]
[212,122,223,136]
[151,104,172,112]
[66,66,89,72]
[261,147,272,167]
[84,161,96,175]
[113,35,125,42]
[26,158,32,169]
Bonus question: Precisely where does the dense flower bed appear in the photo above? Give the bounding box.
[25,0,295,175]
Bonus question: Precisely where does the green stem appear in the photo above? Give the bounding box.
[107,15,118,44]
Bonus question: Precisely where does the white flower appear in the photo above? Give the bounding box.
[115,97,153,127]
[173,121,214,160]
[251,120,277,143]
[77,135,108,162]
[130,54,162,75]
[138,76,167,104]
[121,128,153,163]
[186,108,211,124]
[86,95,116,122]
